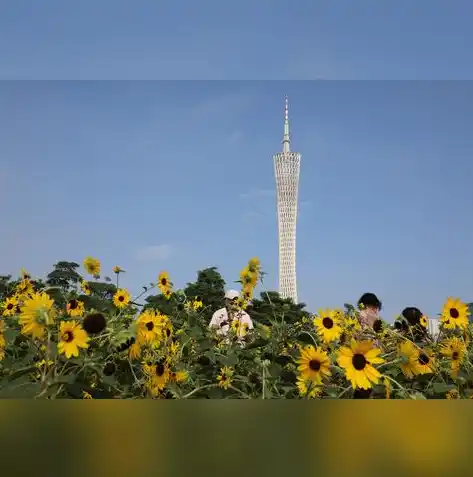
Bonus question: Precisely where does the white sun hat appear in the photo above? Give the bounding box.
[224,289,240,300]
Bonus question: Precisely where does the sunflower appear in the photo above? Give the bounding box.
[397,340,420,379]
[19,291,55,340]
[343,316,361,333]
[20,268,31,280]
[247,257,261,275]
[441,297,470,330]
[313,309,343,344]
[240,266,257,289]
[113,266,124,274]
[83,312,107,335]
[129,341,142,360]
[241,286,254,301]
[113,288,131,308]
[235,296,250,310]
[162,321,173,341]
[66,299,85,317]
[143,361,170,392]
[231,318,249,338]
[217,366,233,390]
[420,315,428,328]
[162,288,172,300]
[16,278,34,297]
[83,257,101,277]
[157,271,171,293]
[440,337,466,378]
[80,280,91,296]
[415,349,435,375]
[446,388,460,400]
[296,377,321,398]
[170,370,189,383]
[167,341,180,362]
[337,340,384,390]
[2,296,18,316]
[137,310,163,344]
[57,320,90,359]
[192,299,203,311]
[296,345,331,385]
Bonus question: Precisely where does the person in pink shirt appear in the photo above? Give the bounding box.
[357,292,382,330]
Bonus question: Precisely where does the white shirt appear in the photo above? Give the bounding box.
[209,307,253,338]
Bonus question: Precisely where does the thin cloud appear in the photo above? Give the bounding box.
[135,244,173,261]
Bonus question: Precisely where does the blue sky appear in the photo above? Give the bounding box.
[1,81,472,322]
[1,0,473,79]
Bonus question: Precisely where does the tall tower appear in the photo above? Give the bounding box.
[273,97,301,303]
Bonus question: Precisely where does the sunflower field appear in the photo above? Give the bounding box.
[0,257,472,399]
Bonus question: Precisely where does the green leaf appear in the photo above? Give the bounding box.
[203,350,217,364]
[268,363,282,377]
[189,327,204,339]
[198,339,212,352]
[432,383,454,394]
[102,375,117,387]
[221,353,238,367]
[4,328,19,343]
[244,338,267,350]
[0,377,41,398]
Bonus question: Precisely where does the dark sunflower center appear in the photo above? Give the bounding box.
[161,278,167,287]
[68,299,78,310]
[6,303,13,310]
[352,354,367,371]
[146,321,154,331]
[166,328,171,337]
[452,351,459,361]
[309,359,321,371]
[322,317,334,329]
[449,308,459,319]
[118,295,124,302]
[156,364,165,376]
[63,331,74,343]
[418,353,430,365]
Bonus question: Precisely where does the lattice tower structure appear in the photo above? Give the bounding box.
[273,97,300,303]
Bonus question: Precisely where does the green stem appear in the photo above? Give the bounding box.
[337,386,352,399]
[262,366,266,399]
[229,385,251,399]
[382,374,408,395]
[299,331,318,347]
[181,384,216,399]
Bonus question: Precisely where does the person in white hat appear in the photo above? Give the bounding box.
[209,289,254,340]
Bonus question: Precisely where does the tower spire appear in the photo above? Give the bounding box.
[282,96,290,154]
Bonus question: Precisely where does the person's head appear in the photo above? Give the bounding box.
[358,293,382,313]
[224,289,240,310]
[401,307,423,327]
